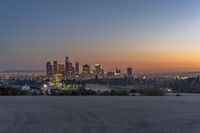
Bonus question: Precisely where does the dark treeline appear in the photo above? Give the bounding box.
[60,76,200,95]
[82,78,157,86]
[50,88,130,96]
[84,77,200,93]
[50,88,166,96]
[169,76,200,93]
[1,76,200,96]
[0,86,31,96]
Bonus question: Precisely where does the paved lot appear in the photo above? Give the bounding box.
[0,96,200,133]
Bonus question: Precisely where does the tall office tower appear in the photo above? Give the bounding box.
[65,56,69,76]
[68,62,73,73]
[68,62,75,79]
[93,64,104,79]
[72,66,75,78]
[127,67,133,78]
[75,62,79,76]
[115,67,121,77]
[82,64,90,75]
[58,64,65,75]
[53,61,58,74]
[82,64,91,80]
[46,61,53,76]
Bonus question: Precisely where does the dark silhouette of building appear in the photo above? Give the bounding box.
[46,61,53,76]
[58,64,64,75]
[75,62,79,76]
[127,67,133,78]
[68,62,75,79]
[65,56,69,77]
[53,61,58,74]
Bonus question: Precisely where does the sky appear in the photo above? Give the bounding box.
[0,0,200,72]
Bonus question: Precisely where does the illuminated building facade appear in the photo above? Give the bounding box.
[82,64,91,80]
[115,68,122,77]
[93,64,104,79]
[68,62,75,79]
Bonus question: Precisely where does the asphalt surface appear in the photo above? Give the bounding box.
[0,96,200,133]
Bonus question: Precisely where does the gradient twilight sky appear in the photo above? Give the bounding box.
[0,0,200,72]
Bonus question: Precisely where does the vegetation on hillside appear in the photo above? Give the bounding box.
[0,86,31,96]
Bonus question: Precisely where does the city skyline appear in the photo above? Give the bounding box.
[46,56,134,80]
[0,0,200,72]
[46,56,125,72]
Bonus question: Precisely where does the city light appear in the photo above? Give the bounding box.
[43,84,47,88]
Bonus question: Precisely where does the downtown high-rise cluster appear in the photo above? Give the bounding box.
[46,56,133,80]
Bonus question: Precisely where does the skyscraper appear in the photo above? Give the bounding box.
[93,64,104,79]
[75,62,79,76]
[82,64,90,74]
[46,61,53,76]
[53,61,58,74]
[82,64,91,80]
[65,56,69,77]
[58,64,64,75]
[68,62,75,79]
[127,67,133,78]
[115,68,121,77]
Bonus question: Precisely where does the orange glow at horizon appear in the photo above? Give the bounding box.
[42,39,200,72]
[74,46,200,72]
